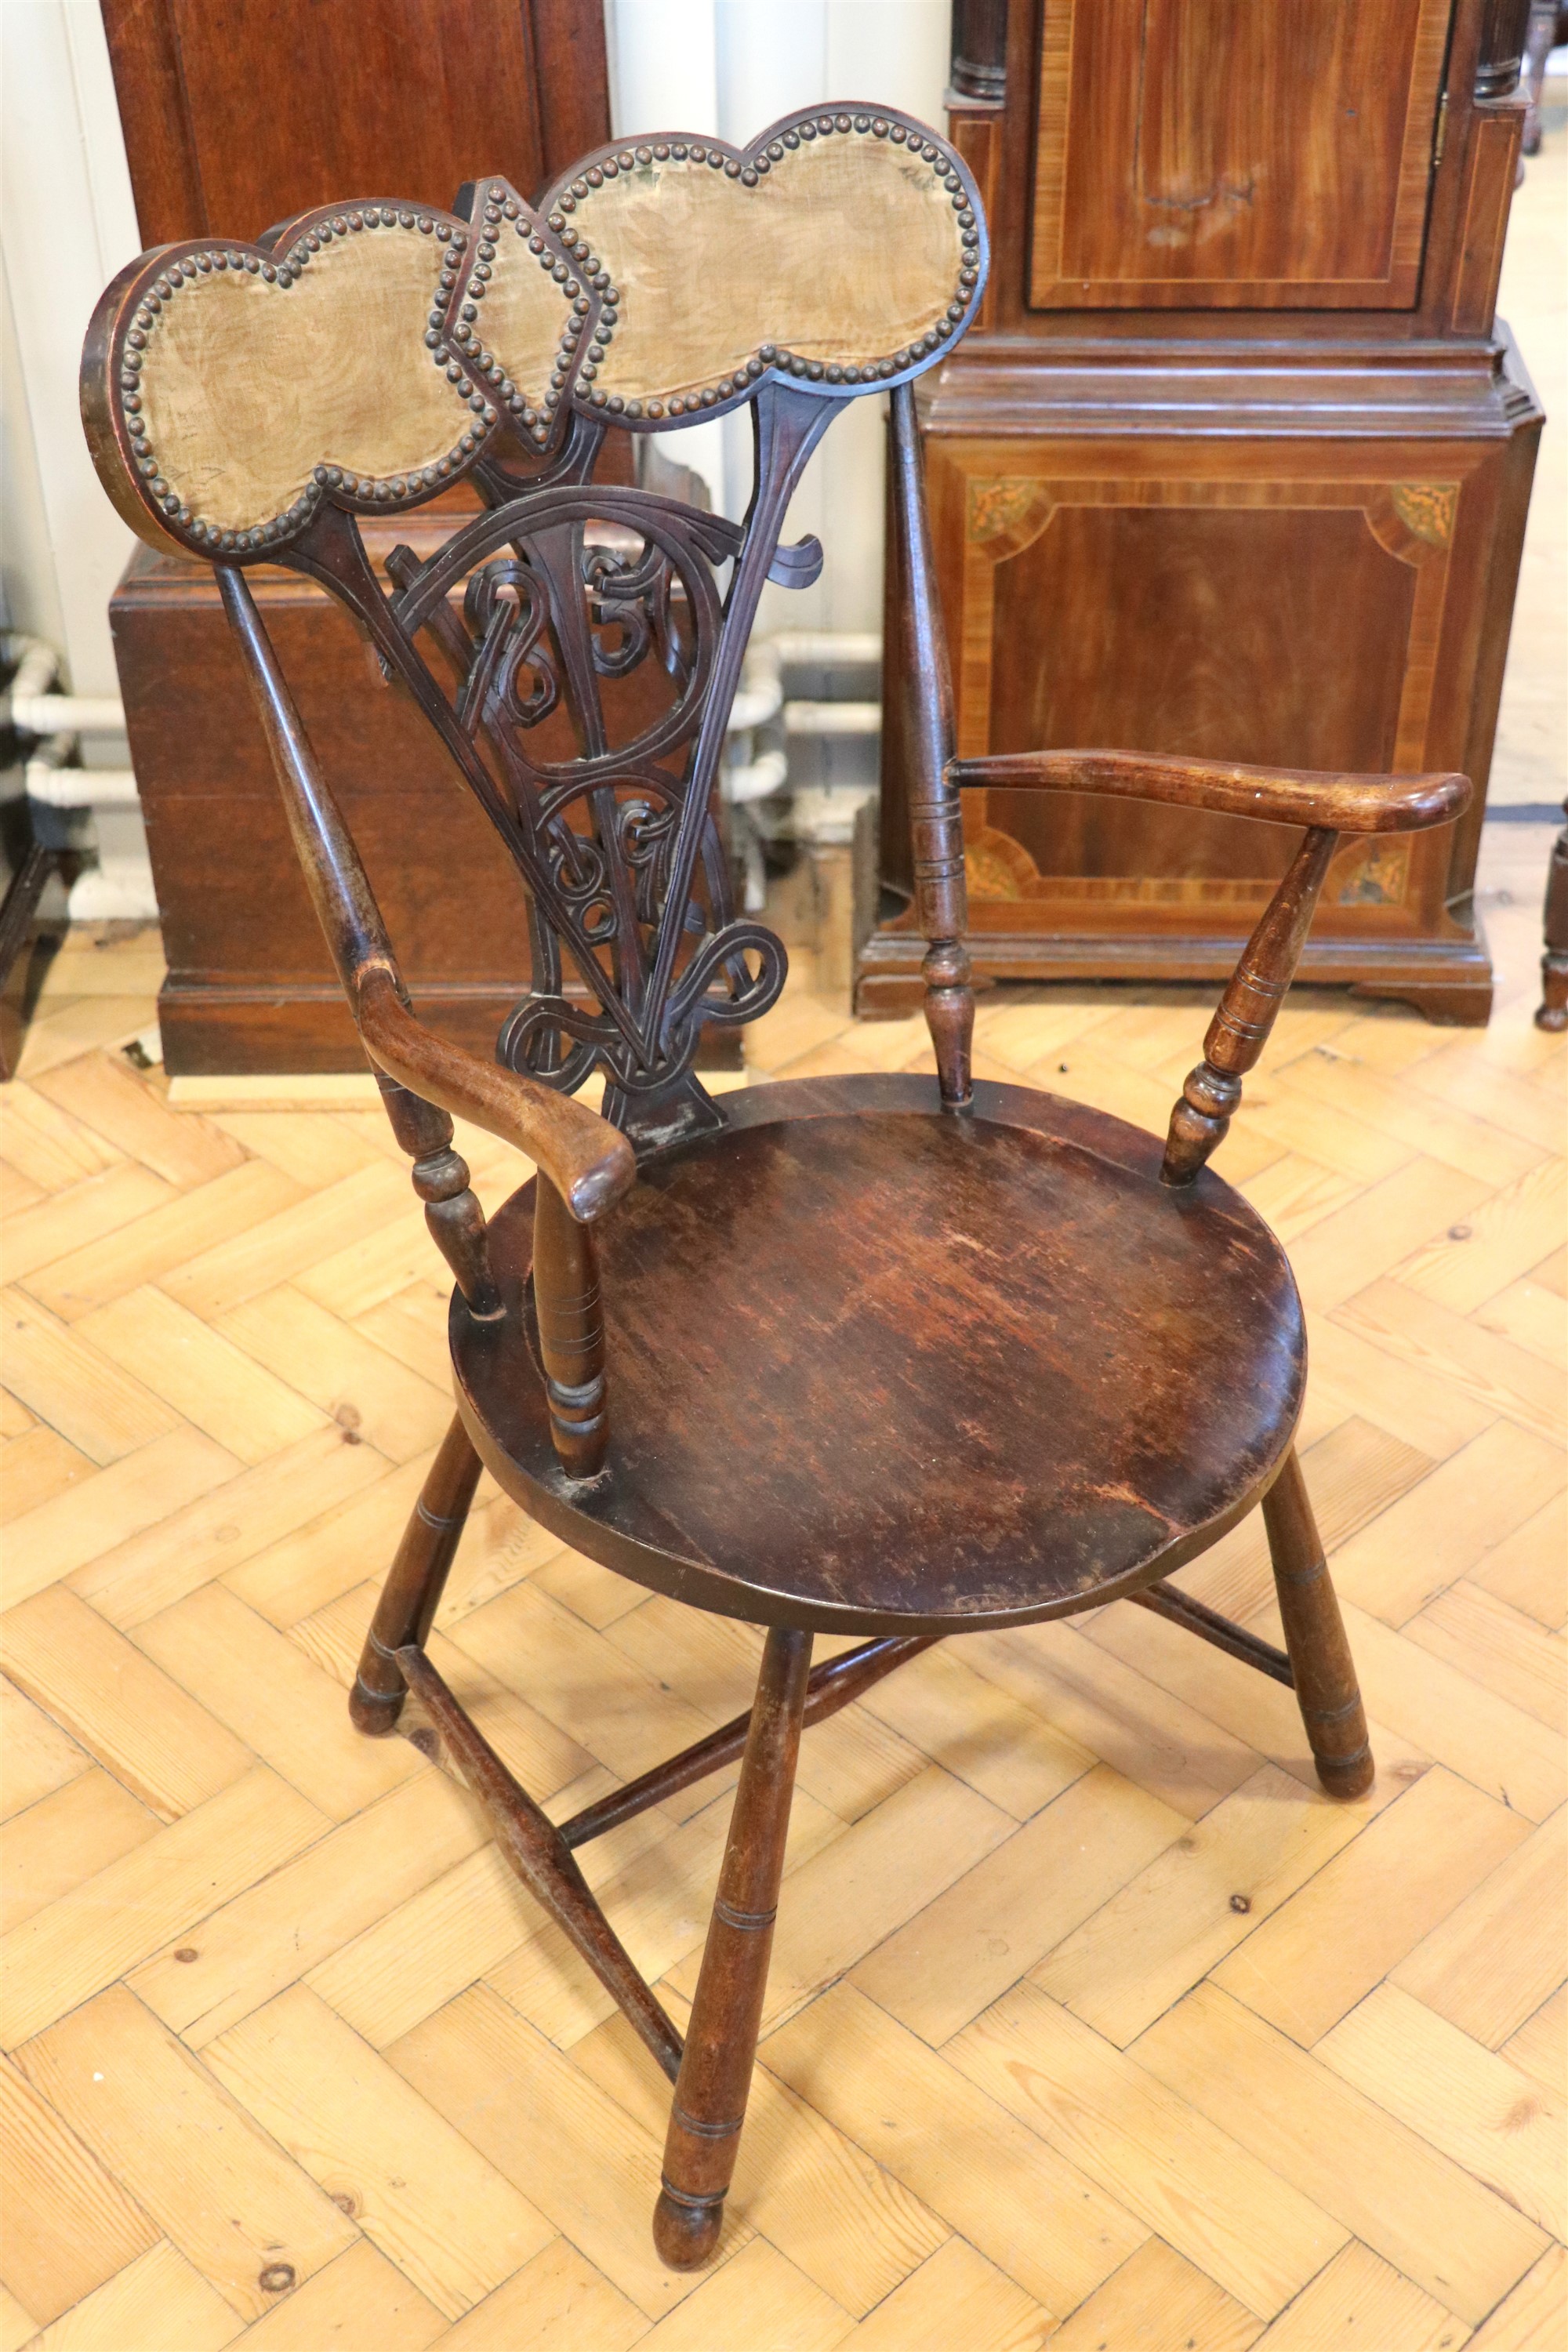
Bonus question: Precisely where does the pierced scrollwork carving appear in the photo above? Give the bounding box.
[281,383,831,1142]
[583,535,696,686]
[498,914,786,1101]
[458,558,558,734]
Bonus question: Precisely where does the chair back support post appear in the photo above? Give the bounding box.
[1161,823,1339,1183]
[890,382,974,1111]
[217,561,400,999]
[220,563,503,1314]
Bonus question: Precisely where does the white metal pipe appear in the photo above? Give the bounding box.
[784,701,880,737]
[727,630,881,736]
[0,633,59,704]
[768,632,880,666]
[724,747,789,806]
[9,691,126,734]
[3,629,126,736]
[26,748,140,807]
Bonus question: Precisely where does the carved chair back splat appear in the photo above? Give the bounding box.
[82,103,1472,2273]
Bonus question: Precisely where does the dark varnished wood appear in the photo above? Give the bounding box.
[891,383,974,1111]
[1029,0,1453,312]
[557,1635,935,1849]
[1263,1450,1375,1798]
[1161,828,1341,1185]
[532,1175,608,1479]
[655,1626,812,2267]
[948,750,1472,836]
[946,0,1531,348]
[1537,800,1568,1032]
[351,1414,483,1736]
[374,1065,502,1319]
[219,556,633,1458]
[358,967,634,1226]
[946,750,1473,1177]
[396,1642,685,2079]
[453,1073,1307,1635]
[81,118,1381,2272]
[100,0,609,248]
[1131,1578,1294,1687]
[0,843,63,1085]
[862,0,1540,1028]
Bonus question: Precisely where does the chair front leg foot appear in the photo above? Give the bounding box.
[1263,1447,1374,1799]
[350,1415,481,1735]
[653,1625,811,2270]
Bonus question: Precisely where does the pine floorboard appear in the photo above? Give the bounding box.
[3,116,1566,2334]
[0,840,1560,2351]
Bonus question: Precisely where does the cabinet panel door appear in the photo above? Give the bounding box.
[944,448,1478,942]
[103,0,608,245]
[1029,0,1451,309]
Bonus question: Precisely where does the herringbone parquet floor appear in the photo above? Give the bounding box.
[1,805,1563,2352]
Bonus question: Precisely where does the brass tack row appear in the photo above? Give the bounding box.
[118,183,590,544]
[553,116,979,419]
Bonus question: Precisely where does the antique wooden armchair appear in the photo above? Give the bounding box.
[82,107,1469,2270]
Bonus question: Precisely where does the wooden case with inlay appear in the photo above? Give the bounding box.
[858,0,1543,1025]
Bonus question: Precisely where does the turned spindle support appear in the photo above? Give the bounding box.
[1263,1449,1374,1798]
[891,381,974,1111]
[533,1174,608,1479]
[350,1414,482,1734]
[1162,826,1338,1185]
[654,1624,812,2267]
[376,1067,503,1317]
[1535,795,1568,1032]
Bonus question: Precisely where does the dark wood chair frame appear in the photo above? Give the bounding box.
[82,111,1472,2271]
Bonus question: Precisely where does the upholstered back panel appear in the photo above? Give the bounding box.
[83,180,597,554]
[542,114,978,419]
[125,198,586,539]
[82,106,986,564]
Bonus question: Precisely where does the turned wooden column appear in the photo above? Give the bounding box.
[1263,1450,1374,1799]
[653,1625,812,2267]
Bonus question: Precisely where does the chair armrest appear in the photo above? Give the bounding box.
[356,970,636,1225]
[948,750,1472,835]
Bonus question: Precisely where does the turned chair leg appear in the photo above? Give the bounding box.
[654,1625,812,2270]
[1535,797,1568,1032]
[1263,1448,1374,1799]
[351,1414,482,1736]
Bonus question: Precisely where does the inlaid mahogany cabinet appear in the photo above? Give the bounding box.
[82,107,1468,2266]
[858,0,1541,1025]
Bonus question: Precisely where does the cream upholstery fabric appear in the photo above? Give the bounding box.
[129,209,578,535]
[561,127,971,407]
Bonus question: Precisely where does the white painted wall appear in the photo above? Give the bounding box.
[606,0,951,631]
[1,0,949,688]
[1,0,140,694]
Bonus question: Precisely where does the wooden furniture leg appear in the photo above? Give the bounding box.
[1522,0,1559,157]
[1536,796,1568,1031]
[350,1414,482,1734]
[397,1642,684,2081]
[1263,1450,1374,1799]
[654,1624,812,2269]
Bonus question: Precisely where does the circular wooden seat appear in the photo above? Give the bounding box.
[452,1072,1305,1635]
